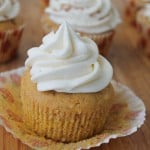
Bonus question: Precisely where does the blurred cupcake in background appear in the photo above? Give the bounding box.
[41,0,121,56]
[0,0,25,64]
[136,1,150,56]
[123,0,142,28]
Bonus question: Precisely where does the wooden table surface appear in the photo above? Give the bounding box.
[0,0,150,150]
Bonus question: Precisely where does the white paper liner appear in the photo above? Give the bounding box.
[0,67,146,150]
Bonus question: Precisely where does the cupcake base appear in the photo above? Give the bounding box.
[21,69,114,143]
[0,68,145,150]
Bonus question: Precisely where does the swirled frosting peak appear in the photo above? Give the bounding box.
[25,22,113,93]
[0,0,20,21]
[45,0,121,34]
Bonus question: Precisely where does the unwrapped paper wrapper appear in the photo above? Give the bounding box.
[0,68,146,150]
[0,25,24,63]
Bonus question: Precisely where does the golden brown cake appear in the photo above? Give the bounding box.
[21,22,114,143]
[21,69,114,142]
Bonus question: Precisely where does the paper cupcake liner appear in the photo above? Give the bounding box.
[113,0,139,28]
[81,31,115,56]
[0,68,145,150]
[0,25,25,63]
[123,0,139,27]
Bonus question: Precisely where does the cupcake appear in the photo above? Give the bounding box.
[123,0,140,27]
[0,0,25,63]
[136,2,150,56]
[123,0,149,27]
[41,0,121,56]
[21,22,114,143]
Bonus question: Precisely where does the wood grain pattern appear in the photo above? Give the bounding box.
[0,0,149,150]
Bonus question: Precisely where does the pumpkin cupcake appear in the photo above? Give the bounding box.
[21,22,114,143]
[41,0,121,56]
[0,0,25,63]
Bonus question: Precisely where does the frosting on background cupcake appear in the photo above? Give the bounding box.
[0,0,20,21]
[136,1,150,22]
[140,2,150,17]
[45,0,121,34]
[25,22,113,93]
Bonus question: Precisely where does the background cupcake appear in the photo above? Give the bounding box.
[123,0,141,27]
[123,0,150,27]
[136,1,150,56]
[41,0,121,56]
[0,0,25,63]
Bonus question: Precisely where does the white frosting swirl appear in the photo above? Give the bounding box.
[45,0,121,34]
[25,22,113,93]
[0,0,20,21]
